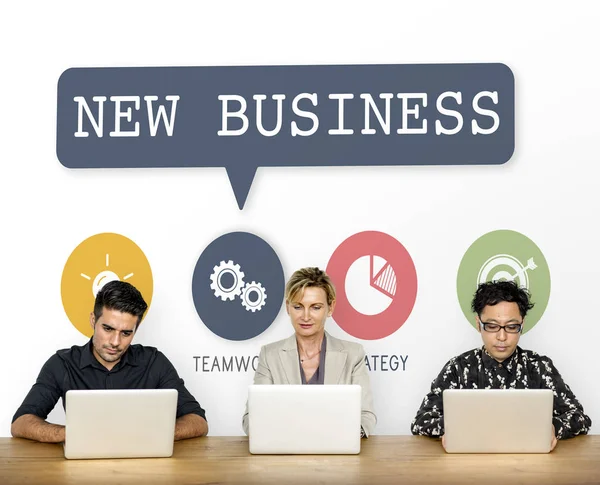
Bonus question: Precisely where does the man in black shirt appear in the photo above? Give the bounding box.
[411,280,590,451]
[11,281,208,443]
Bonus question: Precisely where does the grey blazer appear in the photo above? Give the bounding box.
[242,331,377,436]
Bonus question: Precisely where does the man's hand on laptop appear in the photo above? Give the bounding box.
[441,434,447,451]
[11,414,66,443]
[550,425,557,451]
[174,413,208,440]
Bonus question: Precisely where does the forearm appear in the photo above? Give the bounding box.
[553,411,592,439]
[411,410,444,437]
[360,410,377,437]
[242,411,250,436]
[174,413,208,440]
[411,389,446,437]
[542,359,592,440]
[11,414,65,443]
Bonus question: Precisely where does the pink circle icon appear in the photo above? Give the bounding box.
[326,231,417,340]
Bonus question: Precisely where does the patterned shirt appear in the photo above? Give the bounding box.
[411,346,591,439]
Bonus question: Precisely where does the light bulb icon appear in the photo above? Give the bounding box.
[61,233,153,337]
[92,271,120,296]
[80,253,135,297]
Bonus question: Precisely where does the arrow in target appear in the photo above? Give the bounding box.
[507,257,537,282]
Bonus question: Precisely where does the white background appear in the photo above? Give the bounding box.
[1,1,598,437]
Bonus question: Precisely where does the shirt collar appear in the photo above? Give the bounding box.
[118,346,138,367]
[79,339,138,370]
[79,340,98,369]
[481,346,520,373]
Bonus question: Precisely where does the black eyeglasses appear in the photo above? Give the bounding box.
[480,321,523,334]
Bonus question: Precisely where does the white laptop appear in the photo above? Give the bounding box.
[64,389,177,459]
[443,389,554,453]
[248,385,361,454]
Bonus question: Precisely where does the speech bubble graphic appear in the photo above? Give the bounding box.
[57,64,514,209]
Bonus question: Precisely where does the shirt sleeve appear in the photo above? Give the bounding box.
[538,357,591,439]
[242,345,272,435]
[350,345,377,437]
[12,354,63,423]
[156,352,206,421]
[411,358,460,437]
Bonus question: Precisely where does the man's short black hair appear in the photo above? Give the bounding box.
[93,280,148,328]
[471,280,534,318]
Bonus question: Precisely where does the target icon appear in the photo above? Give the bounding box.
[456,229,551,334]
[477,254,537,288]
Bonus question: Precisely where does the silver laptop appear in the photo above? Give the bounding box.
[248,385,361,454]
[64,389,177,459]
[443,389,554,453]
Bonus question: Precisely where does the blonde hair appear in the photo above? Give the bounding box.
[285,267,336,306]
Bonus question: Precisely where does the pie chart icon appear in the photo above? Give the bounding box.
[345,255,396,316]
[326,231,417,340]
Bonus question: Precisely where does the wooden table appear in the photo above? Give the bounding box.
[2,436,600,484]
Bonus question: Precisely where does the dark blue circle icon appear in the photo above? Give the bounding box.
[192,232,285,341]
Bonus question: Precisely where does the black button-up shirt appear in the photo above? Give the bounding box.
[411,346,590,439]
[13,340,206,423]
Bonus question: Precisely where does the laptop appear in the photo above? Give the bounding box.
[64,389,177,459]
[248,384,361,454]
[443,389,554,453]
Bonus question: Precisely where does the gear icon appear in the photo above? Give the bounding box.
[240,281,267,312]
[210,260,245,301]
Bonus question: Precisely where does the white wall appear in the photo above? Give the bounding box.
[1,1,598,436]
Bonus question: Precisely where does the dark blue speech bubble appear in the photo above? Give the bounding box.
[57,63,514,209]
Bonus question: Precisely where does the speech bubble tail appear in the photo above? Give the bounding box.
[225,165,257,210]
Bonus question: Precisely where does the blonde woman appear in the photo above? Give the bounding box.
[242,267,376,437]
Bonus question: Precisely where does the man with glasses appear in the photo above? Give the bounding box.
[411,280,591,450]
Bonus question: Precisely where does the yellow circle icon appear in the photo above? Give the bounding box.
[61,233,153,337]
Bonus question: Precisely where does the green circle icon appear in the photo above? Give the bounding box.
[457,230,551,334]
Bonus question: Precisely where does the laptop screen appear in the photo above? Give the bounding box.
[248,384,361,454]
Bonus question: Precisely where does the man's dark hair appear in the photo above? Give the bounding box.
[93,280,148,328]
[471,280,534,318]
